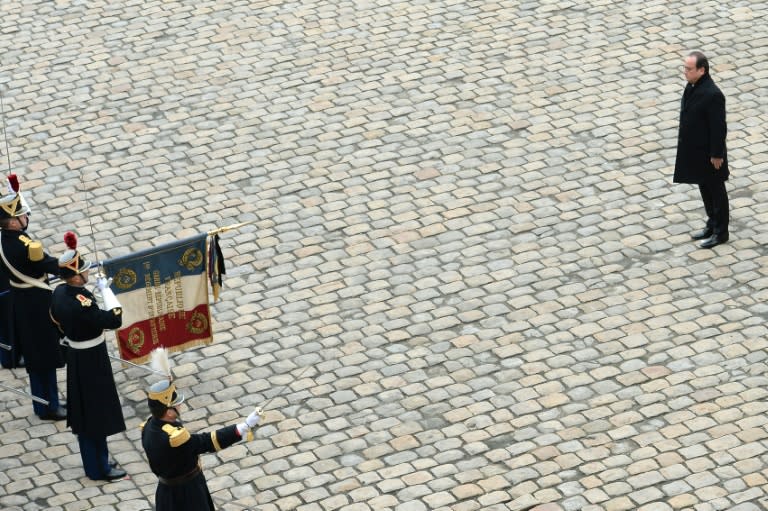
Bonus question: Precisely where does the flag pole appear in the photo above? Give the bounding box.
[207,220,255,236]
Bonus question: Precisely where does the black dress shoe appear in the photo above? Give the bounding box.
[691,229,713,240]
[98,467,127,481]
[700,233,729,249]
[39,407,67,421]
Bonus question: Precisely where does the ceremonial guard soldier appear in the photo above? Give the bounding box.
[0,174,66,419]
[141,378,263,510]
[49,231,127,481]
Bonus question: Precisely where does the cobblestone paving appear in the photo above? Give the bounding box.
[2,0,768,510]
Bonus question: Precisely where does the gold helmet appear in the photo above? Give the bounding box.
[0,174,31,220]
[147,380,185,417]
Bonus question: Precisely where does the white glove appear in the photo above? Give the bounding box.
[96,276,112,291]
[246,407,263,428]
[101,286,122,311]
[236,407,263,437]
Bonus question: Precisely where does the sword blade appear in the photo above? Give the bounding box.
[1,91,13,174]
[261,363,315,412]
[0,382,49,406]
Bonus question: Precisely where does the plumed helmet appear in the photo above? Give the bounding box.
[147,379,185,416]
[0,174,32,220]
[58,231,93,278]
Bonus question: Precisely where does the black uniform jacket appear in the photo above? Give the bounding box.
[0,269,21,367]
[141,417,243,511]
[673,73,729,184]
[0,230,63,371]
[50,284,125,437]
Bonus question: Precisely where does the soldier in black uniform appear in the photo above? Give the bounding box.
[141,379,263,511]
[0,174,66,419]
[49,231,127,481]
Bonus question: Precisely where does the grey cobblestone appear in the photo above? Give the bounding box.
[1,0,768,509]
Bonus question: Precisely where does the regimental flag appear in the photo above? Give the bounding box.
[102,233,225,363]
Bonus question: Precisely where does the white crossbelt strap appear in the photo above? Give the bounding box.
[62,336,104,350]
[0,239,53,291]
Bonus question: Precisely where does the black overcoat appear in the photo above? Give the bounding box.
[0,271,22,367]
[673,73,728,184]
[50,284,125,437]
[0,230,64,371]
[141,417,242,511]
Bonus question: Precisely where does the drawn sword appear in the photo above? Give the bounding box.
[0,381,50,406]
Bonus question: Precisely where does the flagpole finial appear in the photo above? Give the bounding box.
[207,220,255,236]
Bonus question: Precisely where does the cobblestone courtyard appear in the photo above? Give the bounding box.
[2,0,768,510]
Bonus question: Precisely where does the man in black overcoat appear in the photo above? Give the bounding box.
[141,379,263,511]
[673,51,730,249]
[49,231,127,481]
[0,174,66,419]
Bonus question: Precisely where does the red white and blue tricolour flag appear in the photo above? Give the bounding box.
[102,233,225,363]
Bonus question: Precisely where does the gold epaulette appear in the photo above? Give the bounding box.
[139,419,147,431]
[18,235,43,262]
[162,424,191,447]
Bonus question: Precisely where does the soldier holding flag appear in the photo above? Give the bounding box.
[49,231,127,481]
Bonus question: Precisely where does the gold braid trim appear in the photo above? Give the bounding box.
[211,431,222,451]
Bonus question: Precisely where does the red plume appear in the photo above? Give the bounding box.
[8,174,19,193]
[64,231,78,250]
